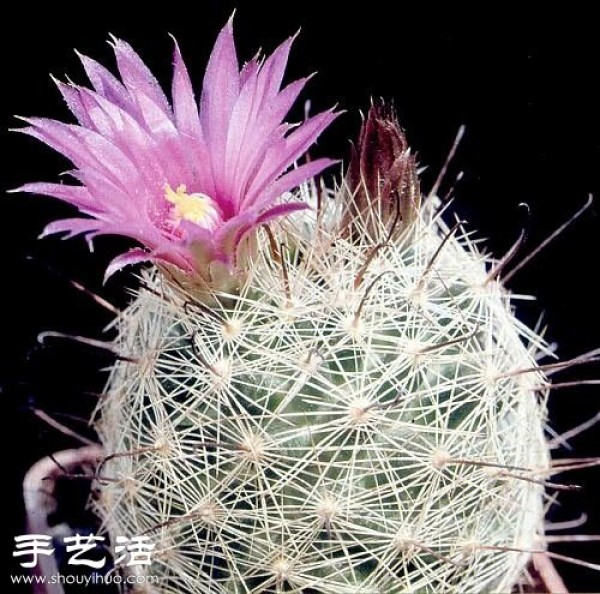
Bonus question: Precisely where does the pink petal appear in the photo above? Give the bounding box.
[111,38,173,120]
[268,77,313,128]
[228,77,311,203]
[256,158,338,210]
[75,89,170,192]
[16,182,99,212]
[240,57,260,86]
[40,217,102,239]
[132,90,179,138]
[255,201,309,225]
[200,16,240,186]
[54,80,95,128]
[77,52,135,114]
[176,134,216,199]
[211,210,256,262]
[225,40,295,159]
[104,248,152,281]
[223,36,298,199]
[171,38,203,140]
[76,89,116,137]
[76,169,142,220]
[244,110,340,207]
[255,35,296,109]
[19,118,136,190]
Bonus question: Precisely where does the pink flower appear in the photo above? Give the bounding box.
[16,17,339,281]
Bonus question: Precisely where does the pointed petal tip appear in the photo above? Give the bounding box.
[74,49,96,69]
[170,34,185,63]
[38,227,55,240]
[103,262,121,284]
[103,265,119,284]
[38,221,68,240]
[8,182,69,195]
[103,248,151,283]
[215,11,236,43]
[323,157,342,169]
[51,75,81,95]
[168,32,180,49]
[50,74,74,92]
[279,29,300,48]
[9,120,36,135]
[107,33,120,48]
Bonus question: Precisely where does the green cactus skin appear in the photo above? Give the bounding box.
[94,192,550,594]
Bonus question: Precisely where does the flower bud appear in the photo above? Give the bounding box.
[345,102,420,241]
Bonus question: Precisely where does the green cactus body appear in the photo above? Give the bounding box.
[94,195,550,593]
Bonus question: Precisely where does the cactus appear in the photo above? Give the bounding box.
[17,17,555,594]
[93,186,550,593]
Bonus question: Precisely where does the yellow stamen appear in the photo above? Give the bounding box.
[164,184,217,226]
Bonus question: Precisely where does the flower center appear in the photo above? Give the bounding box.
[164,184,220,229]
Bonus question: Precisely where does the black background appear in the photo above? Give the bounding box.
[2,3,600,592]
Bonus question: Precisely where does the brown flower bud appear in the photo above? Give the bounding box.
[345,102,420,241]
